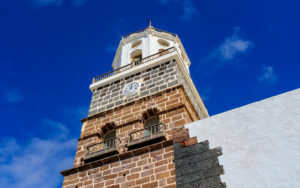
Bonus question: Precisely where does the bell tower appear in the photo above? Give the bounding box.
[61,24,211,188]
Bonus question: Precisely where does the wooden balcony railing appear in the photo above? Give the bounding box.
[83,137,119,160]
[93,47,176,83]
[128,123,166,147]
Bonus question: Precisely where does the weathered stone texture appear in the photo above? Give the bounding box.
[61,58,207,188]
[73,86,199,167]
[174,141,226,188]
[88,59,204,119]
[62,146,176,188]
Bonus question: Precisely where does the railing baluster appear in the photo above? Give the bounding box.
[129,123,165,142]
[92,47,175,83]
[86,137,117,156]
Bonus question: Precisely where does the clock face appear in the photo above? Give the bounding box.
[123,82,140,96]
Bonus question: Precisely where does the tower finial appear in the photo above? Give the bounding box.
[148,18,152,27]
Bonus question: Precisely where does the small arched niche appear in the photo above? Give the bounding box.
[158,39,170,47]
[131,40,142,48]
[130,49,142,63]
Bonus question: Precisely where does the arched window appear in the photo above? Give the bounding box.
[102,130,116,150]
[144,116,160,136]
[131,49,142,63]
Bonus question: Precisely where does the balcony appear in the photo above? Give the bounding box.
[83,137,119,162]
[128,123,166,150]
[92,47,176,83]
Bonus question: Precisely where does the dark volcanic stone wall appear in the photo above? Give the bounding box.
[89,60,178,116]
[174,140,226,188]
[88,59,204,118]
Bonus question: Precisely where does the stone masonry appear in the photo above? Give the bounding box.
[60,59,216,188]
[174,141,225,188]
[171,128,226,188]
[61,141,176,188]
[88,59,205,119]
[73,85,199,167]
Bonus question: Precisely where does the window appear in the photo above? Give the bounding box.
[144,116,159,137]
[102,130,116,150]
[131,49,142,63]
[127,109,165,150]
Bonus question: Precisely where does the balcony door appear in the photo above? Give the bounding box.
[144,116,159,137]
[102,130,116,150]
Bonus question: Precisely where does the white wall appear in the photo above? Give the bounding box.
[114,32,188,70]
[186,89,300,188]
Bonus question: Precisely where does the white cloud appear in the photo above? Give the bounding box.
[1,89,24,103]
[219,29,252,61]
[157,0,197,21]
[257,65,278,86]
[200,27,253,71]
[0,119,77,188]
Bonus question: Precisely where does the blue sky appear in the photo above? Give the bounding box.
[0,0,299,187]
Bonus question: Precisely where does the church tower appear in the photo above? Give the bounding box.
[61,24,225,188]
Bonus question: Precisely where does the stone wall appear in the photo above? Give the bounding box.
[88,59,204,119]
[62,143,176,188]
[73,86,199,167]
[170,128,225,188]
[174,141,225,188]
[61,58,207,188]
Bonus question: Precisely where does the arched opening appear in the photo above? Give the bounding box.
[102,130,116,150]
[127,108,165,150]
[144,116,160,137]
[131,49,142,63]
[101,122,116,135]
[142,108,160,137]
[83,122,119,162]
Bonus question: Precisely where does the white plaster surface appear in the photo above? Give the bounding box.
[112,27,190,71]
[186,89,300,188]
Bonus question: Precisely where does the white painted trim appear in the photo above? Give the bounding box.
[90,52,177,90]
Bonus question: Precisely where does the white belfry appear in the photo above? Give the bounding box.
[112,25,191,73]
